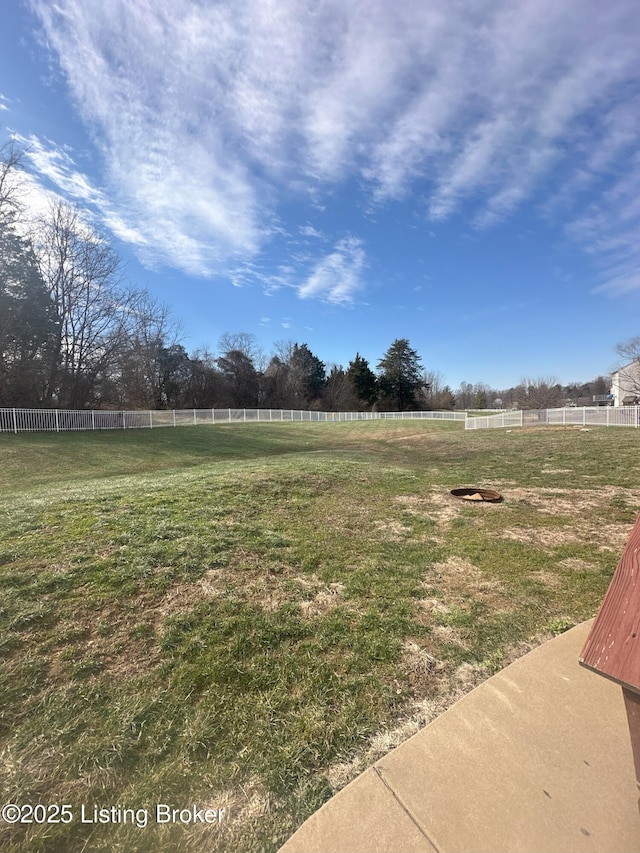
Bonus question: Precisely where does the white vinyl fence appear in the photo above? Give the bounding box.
[466,406,640,430]
[0,407,466,434]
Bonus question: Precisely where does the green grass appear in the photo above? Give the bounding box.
[1,420,639,852]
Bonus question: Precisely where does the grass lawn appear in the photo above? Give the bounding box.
[1,420,639,852]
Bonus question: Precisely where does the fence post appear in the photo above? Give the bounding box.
[12,407,17,434]
[123,411,126,429]
[150,410,153,429]
[55,409,59,433]
[583,408,587,426]
[211,409,215,424]
[244,409,246,422]
[173,410,176,427]
[92,410,95,430]
[194,409,197,425]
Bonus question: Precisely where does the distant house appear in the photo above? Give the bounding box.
[591,394,614,407]
[611,361,640,406]
[568,395,613,408]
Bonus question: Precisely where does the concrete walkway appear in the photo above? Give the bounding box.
[279,621,640,853]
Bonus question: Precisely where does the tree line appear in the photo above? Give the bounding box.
[1,143,439,412]
[0,141,614,413]
[453,375,612,411]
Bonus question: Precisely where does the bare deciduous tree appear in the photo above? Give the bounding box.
[0,141,24,227]
[33,200,127,407]
[218,332,265,371]
[516,376,564,409]
[420,370,455,410]
[112,289,182,408]
[612,337,640,403]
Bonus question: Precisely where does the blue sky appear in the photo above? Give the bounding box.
[2,0,640,390]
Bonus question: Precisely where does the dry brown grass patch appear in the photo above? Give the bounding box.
[324,657,491,792]
[501,520,633,551]
[373,518,411,540]
[501,526,583,548]
[430,556,503,596]
[324,624,570,796]
[417,597,451,616]
[558,557,599,571]
[431,624,471,649]
[393,491,462,533]
[402,640,443,675]
[298,581,345,617]
[505,484,640,515]
[149,778,280,852]
[43,581,211,682]
[529,570,561,588]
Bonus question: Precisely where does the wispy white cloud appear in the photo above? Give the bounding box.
[18,134,108,208]
[298,236,365,305]
[15,132,149,246]
[567,153,640,295]
[24,0,640,294]
[299,225,324,240]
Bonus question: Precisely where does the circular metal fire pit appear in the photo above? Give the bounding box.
[450,487,503,503]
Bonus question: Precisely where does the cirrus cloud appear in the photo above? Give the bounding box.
[24,0,640,294]
[298,236,366,305]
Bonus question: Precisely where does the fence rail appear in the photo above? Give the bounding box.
[465,406,640,430]
[0,407,466,433]
[5,405,639,434]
